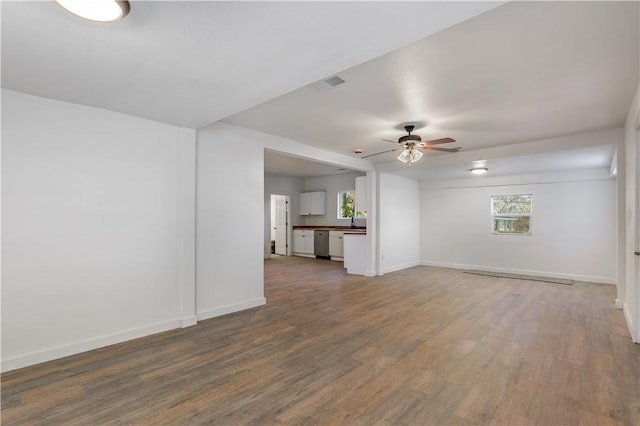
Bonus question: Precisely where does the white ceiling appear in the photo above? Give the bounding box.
[225,1,638,179]
[264,150,352,178]
[1,0,503,129]
[2,1,637,181]
[389,144,617,182]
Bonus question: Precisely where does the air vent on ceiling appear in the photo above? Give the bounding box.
[325,76,345,87]
[312,75,346,92]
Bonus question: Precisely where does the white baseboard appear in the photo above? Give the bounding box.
[293,253,315,259]
[623,302,638,343]
[1,318,185,373]
[419,260,616,285]
[181,316,198,328]
[197,297,266,322]
[615,299,624,309]
[3,297,267,372]
[381,261,421,275]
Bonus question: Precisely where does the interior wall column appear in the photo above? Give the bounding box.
[178,128,197,327]
[366,171,380,277]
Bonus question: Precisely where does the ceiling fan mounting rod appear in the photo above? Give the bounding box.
[399,125,421,144]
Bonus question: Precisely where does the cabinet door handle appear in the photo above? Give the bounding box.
[635,251,640,256]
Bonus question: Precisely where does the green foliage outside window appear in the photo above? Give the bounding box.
[338,191,366,219]
[341,191,355,218]
[492,195,532,214]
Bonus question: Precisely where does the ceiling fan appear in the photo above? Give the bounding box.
[363,125,460,166]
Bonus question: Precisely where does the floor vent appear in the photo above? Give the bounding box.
[463,270,574,285]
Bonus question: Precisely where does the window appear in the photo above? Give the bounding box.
[491,194,532,235]
[337,190,366,219]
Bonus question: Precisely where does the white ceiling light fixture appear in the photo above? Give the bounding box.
[54,0,130,23]
[470,167,488,175]
[397,146,424,166]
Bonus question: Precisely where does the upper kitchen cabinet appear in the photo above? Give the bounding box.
[355,176,367,213]
[299,191,326,215]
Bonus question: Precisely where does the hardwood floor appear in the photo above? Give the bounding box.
[2,257,639,425]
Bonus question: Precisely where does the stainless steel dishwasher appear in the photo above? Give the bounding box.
[314,230,329,258]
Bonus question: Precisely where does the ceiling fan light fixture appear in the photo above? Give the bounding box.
[470,167,488,175]
[54,0,130,22]
[364,123,458,162]
[397,148,423,166]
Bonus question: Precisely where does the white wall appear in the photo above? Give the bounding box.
[420,171,617,283]
[1,97,372,371]
[196,124,266,320]
[302,172,366,227]
[623,84,640,341]
[196,122,374,320]
[378,173,420,274]
[264,173,305,258]
[1,90,196,371]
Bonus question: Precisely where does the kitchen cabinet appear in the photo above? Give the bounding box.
[299,191,326,215]
[293,230,315,257]
[355,176,367,213]
[329,231,344,259]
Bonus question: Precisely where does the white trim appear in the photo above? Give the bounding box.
[419,261,616,285]
[181,316,198,328]
[1,319,184,373]
[623,302,638,343]
[196,297,266,322]
[292,253,316,259]
[615,299,624,309]
[382,261,421,275]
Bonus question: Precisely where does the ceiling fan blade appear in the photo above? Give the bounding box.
[382,138,398,144]
[424,137,456,146]
[361,148,401,158]
[422,146,461,153]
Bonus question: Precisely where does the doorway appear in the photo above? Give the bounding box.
[270,194,290,256]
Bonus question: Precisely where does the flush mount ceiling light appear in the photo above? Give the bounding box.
[470,167,488,175]
[54,0,130,22]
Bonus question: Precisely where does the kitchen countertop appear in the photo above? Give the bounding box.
[292,226,366,231]
[292,226,366,229]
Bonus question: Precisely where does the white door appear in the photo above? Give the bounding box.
[273,195,288,256]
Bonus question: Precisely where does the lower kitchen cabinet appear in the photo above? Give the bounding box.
[329,231,344,260]
[293,229,347,261]
[293,230,315,257]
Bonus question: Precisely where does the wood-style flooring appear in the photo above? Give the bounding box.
[2,256,639,425]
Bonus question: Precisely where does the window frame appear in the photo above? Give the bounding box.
[490,194,532,236]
